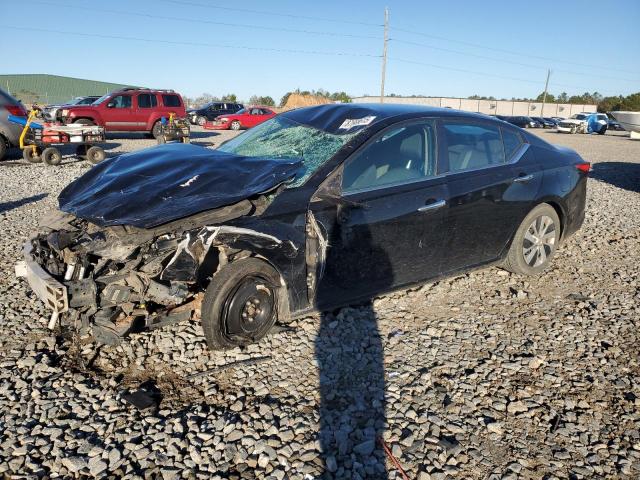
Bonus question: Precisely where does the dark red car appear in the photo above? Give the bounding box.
[61,88,186,138]
[204,106,276,130]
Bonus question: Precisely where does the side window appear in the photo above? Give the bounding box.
[502,128,524,160]
[342,120,437,193]
[162,94,181,107]
[138,93,157,108]
[110,95,132,108]
[442,122,505,172]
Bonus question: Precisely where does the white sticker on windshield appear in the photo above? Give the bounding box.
[338,115,376,130]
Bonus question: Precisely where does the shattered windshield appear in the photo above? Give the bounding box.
[218,116,356,187]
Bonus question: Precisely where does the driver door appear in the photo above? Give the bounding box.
[309,119,450,309]
[104,94,134,131]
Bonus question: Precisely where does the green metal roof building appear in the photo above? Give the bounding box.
[0,74,139,105]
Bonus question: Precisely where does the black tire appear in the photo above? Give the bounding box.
[151,121,162,139]
[86,146,106,164]
[42,147,62,166]
[598,125,607,135]
[230,120,241,130]
[502,203,561,276]
[197,116,207,126]
[181,136,190,144]
[201,258,281,350]
[74,118,95,126]
[0,136,7,161]
[23,146,41,163]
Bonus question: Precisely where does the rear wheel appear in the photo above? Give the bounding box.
[0,137,7,161]
[151,121,162,139]
[230,120,241,130]
[86,146,106,164]
[502,203,560,276]
[42,147,62,166]
[201,258,281,350]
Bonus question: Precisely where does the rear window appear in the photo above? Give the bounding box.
[138,93,158,108]
[162,94,181,107]
[502,128,524,160]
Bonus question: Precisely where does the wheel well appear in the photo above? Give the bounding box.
[542,201,565,239]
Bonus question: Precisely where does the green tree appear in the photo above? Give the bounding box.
[221,93,237,102]
[535,92,556,103]
[329,91,351,103]
[248,95,276,106]
[557,92,568,103]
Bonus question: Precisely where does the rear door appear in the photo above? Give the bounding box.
[310,119,450,308]
[135,93,158,129]
[439,119,542,272]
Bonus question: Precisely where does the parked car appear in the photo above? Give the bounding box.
[531,117,556,128]
[0,87,28,161]
[17,104,589,348]
[187,102,244,126]
[504,116,539,128]
[205,106,276,130]
[60,88,186,138]
[607,118,625,131]
[543,117,559,126]
[42,96,100,121]
[557,113,608,134]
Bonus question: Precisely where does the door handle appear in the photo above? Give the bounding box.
[513,174,534,183]
[418,199,446,212]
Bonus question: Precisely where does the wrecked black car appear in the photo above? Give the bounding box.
[17,104,589,349]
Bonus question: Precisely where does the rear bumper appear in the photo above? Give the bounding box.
[15,239,68,314]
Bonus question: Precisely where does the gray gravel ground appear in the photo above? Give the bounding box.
[0,127,638,479]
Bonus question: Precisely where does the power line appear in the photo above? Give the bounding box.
[32,1,379,40]
[390,26,640,76]
[390,38,639,83]
[157,0,383,27]
[389,57,618,94]
[5,26,381,58]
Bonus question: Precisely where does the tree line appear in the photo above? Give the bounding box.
[185,89,351,108]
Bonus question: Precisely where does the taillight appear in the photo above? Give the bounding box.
[6,105,27,116]
[576,162,591,173]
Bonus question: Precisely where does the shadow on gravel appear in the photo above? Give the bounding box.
[0,193,48,213]
[315,221,390,479]
[590,162,640,193]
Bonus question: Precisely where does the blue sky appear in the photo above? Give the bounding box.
[3,0,639,102]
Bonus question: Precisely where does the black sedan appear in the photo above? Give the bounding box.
[532,117,556,128]
[18,104,589,349]
[504,116,540,128]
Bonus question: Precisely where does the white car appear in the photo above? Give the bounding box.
[557,113,608,134]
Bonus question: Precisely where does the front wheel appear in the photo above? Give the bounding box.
[74,118,95,126]
[501,203,560,275]
[23,146,41,163]
[201,258,281,350]
[151,121,162,139]
[86,146,105,164]
[230,120,241,130]
[197,116,207,126]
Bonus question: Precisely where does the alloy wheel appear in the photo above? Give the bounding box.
[522,215,557,267]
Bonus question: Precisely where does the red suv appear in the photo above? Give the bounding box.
[61,88,186,137]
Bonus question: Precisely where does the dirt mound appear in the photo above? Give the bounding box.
[283,93,332,110]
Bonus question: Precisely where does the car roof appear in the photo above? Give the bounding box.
[281,103,501,135]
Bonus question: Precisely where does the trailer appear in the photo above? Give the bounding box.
[10,110,107,166]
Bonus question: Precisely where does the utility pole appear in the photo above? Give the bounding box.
[541,69,551,116]
[380,7,389,103]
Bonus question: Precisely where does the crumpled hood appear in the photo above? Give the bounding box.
[58,143,302,229]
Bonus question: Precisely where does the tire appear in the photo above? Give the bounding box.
[197,116,207,126]
[0,137,6,161]
[42,147,62,166]
[151,121,162,139]
[157,135,166,145]
[74,118,95,126]
[23,147,41,163]
[201,257,281,350]
[570,125,577,134]
[86,146,106,164]
[230,120,241,130]
[598,125,607,135]
[181,136,190,144]
[502,203,561,276]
